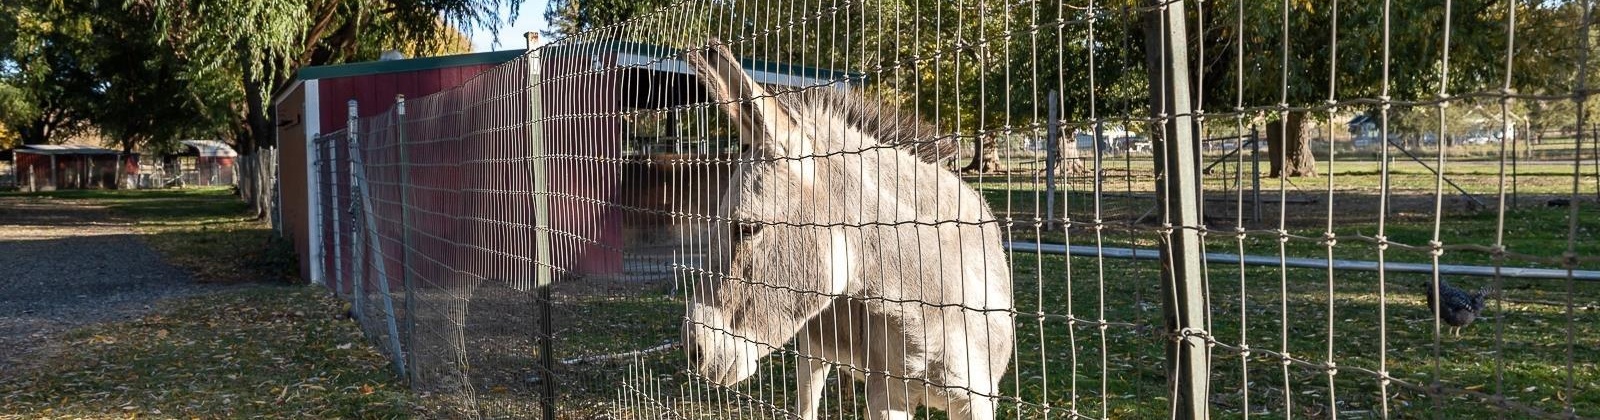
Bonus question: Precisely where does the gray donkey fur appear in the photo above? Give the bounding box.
[680,40,1014,420]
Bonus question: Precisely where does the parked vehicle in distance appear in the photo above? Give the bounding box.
[1118,136,1151,153]
[1461,134,1497,145]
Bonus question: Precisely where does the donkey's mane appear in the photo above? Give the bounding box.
[782,88,956,165]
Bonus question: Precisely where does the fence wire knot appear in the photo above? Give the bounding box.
[1172,327,1209,344]
[1321,231,1338,247]
[1324,361,1339,376]
[1428,240,1445,257]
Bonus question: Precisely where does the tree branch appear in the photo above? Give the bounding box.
[294,0,345,68]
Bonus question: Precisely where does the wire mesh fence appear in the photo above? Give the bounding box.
[305,0,1598,418]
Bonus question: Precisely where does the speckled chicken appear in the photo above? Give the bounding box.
[1425,279,1489,337]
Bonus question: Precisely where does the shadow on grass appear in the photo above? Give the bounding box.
[138,222,300,284]
[0,287,413,418]
[17,187,303,284]
[0,187,253,225]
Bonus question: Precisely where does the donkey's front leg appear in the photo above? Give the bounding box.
[864,373,913,420]
[794,334,831,420]
[948,390,998,420]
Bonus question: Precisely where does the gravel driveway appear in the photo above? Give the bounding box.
[0,196,215,373]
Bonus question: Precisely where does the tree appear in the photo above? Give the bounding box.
[544,0,675,38]
[136,0,524,154]
[717,0,1150,173]
[90,3,239,154]
[1192,0,1589,177]
[0,1,98,145]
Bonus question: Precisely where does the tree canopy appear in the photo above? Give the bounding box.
[0,0,518,157]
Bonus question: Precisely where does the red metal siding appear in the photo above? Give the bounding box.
[542,53,624,276]
[300,55,630,288]
[15,153,48,190]
[12,152,139,191]
[316,63,499,135]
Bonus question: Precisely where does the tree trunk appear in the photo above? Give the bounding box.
[1049,135,1086,175]
[961,133,1004,173]
[1266,111,1317,177]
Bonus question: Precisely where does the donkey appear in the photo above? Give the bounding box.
[680,40,1014,420]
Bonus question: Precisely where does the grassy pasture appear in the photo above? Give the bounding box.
[0,188,411,419]
[554,162,1598,419]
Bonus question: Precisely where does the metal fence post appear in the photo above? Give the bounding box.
[523,32,557,420]
[1095,120,1105,199]
[1250,126,1261,225]
[1148,0,1209,418]
[347,101,365,320]
[1045,90,1060,229]
[395,94,418,385]
[349,101,407,378]
[331,132,345,297]
[313,134,327,286]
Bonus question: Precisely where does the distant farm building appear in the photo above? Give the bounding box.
[160,140,240,187]
[10,145,139,191]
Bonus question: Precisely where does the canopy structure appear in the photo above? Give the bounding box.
[180,140,239,158]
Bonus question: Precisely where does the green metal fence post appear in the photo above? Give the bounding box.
[395,94,418,386]
[523,32,556,420]
[1148,0,1210,418]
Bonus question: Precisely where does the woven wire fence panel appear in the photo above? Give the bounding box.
[300,0,1599,418]
[563,0,1598,419]
[332,58,553,418]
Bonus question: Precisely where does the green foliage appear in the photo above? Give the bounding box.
[0,1,237,150]
[544,0,676,38]
[131,0,523,152]
[1198,0,1591,115]
[0,0,98,145]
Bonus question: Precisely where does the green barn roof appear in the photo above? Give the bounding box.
[295,40,860,83]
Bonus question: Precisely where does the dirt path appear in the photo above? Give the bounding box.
[0,196,213,373]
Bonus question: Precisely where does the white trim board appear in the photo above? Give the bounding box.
[304,80,325,286]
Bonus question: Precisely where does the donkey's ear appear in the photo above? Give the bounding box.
[684,39,800,154]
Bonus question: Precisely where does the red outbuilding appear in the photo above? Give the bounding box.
[12,145,139,191]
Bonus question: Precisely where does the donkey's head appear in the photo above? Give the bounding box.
[680,40,909,385]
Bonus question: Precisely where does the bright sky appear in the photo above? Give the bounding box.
[469,0,551,52]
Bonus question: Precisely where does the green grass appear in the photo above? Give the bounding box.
[0,187,412,419]
[0,287,413,419]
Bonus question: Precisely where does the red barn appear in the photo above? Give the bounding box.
[12,145,139,191]
[273,50,522,285]
[273,44,851,288]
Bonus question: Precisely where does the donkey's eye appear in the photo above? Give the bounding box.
[733,222,762,240]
